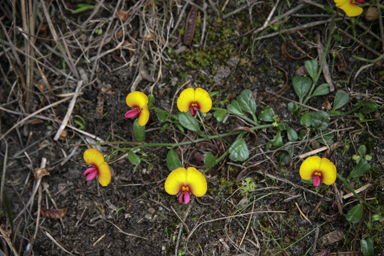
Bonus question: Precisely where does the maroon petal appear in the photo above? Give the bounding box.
[83,167,97,176]
[313,176,321,187]
[85,170,98,181]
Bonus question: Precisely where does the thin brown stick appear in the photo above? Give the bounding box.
[0,139,8,204]
[377,0,384,52]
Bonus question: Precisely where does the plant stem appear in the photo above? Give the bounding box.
[149,106,178,120]
[337,173,382,213]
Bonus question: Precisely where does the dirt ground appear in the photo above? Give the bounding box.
[1,0,384,255]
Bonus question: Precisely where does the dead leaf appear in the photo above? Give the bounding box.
[184,6,197,46]
[281,42,300,61]
[295,66,309,77]
[41,208,68,219]
[318,230,343,246]
[59,130,68,141]
[115,9,130,22]
[142,33,156,42]
[322,142,344,158]
[323,96,332,110]
[336,52,348,74]
[95,92,104,121]
[365,7,378,21]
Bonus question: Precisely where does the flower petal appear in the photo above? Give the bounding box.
[125,109,139,118]
[185,167,207,197]
[319,158,337,185]
[83,148,105,167]
[183,191,191,204]
[84,167,97,176]
[177,88,195,113]
[299,156,321,180]
[194,88,212,113]
[85,170,98,181]
[313,176,321,187]
[126,91,148,108]
[165,167,187,195]
[334,0,363,17]
[138,107,150,126]
[98,162,111,186]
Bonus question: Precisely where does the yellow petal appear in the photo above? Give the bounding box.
[98,162,111,186]
[138,107,150,126]
[319,158,337,185]
[177,88,195,112]
[165,167,187,195]
[83,148,105,167]
[194,88,212,113]
[299,156,321,180]
[185,167,207,197]
[334,0,363,17]
[126,91,148,108]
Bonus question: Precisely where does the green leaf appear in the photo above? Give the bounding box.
[157,111,167,122]
[348,159,371,179]
[363,101,378,114]
[128,151,141,165]
[361,239,374,256]
[204,153,216,168]
[309,111,330,130]
[300,113,312,127]
[358,145,367,156]
[287,102,295,112]
[293,76,312,103]
[214,109,227,122]
[160,123,170,133]
[287,127,298,141]
[333,34,342,42]
[236,89,257,114]
[346,204,363,223]
[174,121,185,133]
[372,214,382,221]
[315,132,335,145]
[323,5,334,14]
[71,3,94,14]
[332,91,349,111]
[258,106,275,122]
[269,131,283,148]
[299,130,306,139]
[229,138,249,162]
[133,119,145,142]
[148,94,154,107]
[305,60,318,81]
[178,113,200,132]
[311,83,330,97]
[166,149,183,171]
[227,100,245,117]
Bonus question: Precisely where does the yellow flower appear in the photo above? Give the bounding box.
[164,167,207,204]
[177,88,212,116]
[125,91,150,126]
[299,156,337,187]
[83,148,111,186]
[334,0,364,17]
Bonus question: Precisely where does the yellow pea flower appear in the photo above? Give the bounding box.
[177,88,212,116]
[299,156,337,187]
[164,167,208,204]
[83,148,111,187]
[334,0,364,17]
[125,91,150,126]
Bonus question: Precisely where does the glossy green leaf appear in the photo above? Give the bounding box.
[300,113,312,127]
[128,151,141,165]
[258,106,275,122]
[305,60,318,81]
[133,119,145,142]
[178,113,200,132]
[309,111,330,130]
[236,89,257,114]
[227,100,245,117]
[358,145,367,156]
[229,138,249,162]
[372,214,382,221]
[315,132,335,145]
[346,204,363,223]
[148,94,154,107]
[293,76,312,103]
[72,3,94,14]
[361,239,374,256]
[332,91,349,111]
[214,109,227,122]
[174,121,185,133]
[204,153,216,168]
[267,131,283,149]
[166,149,183,171]
[311,83,330,97]
[348,159,371,179]
[287,127,298,141]
[157,111,167,122]
[287,102,295,112]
